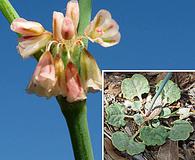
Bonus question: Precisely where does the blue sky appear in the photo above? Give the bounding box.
[0,0,195,160]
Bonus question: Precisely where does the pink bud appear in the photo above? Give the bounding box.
[53,11,64,41]
[28,51,57,97]
[11,18,45,36]
[66,0,79,31]
[61,17,75,40]
[65,62,86,102]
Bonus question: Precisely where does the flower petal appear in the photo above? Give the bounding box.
[65,61,86,102]
[11,18,45,36]
[84,9,120,47]
[80,49,102,92]
[65,0,79,31]
[95,32,121,47]
[53,11,64,41]
[27,51,57,97]
[54,54,66,96]
[17,31,52,58]
[61,17,75,40]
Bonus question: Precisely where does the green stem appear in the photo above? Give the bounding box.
[0,0,19,24]
[148,72,173,112]
[57,0,93,157]
[57,97,94,160]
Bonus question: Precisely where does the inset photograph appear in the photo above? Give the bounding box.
[103,71,195,160]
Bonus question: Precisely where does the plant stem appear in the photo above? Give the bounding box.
[147,72,173,112]
[104,131,111,140]
[57,96,94,160]
[0,0,19,24]
[125,115,134,119]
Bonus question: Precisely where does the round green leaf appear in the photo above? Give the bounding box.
[156,80,181,105]
[160,107,171,118]
[111,131,129,151]
[140,126,168,146]
[151,119,160,128]
[106,103,126,127]
[126,139,145,155]
[121,74,150,100]
[169,120,194,141]
[131,101,142,111]
[133,113,144,126]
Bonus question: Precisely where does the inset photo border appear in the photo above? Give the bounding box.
[102,70,195,160]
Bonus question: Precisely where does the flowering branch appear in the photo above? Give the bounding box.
[56,0,94,159]
[0,0,120,159]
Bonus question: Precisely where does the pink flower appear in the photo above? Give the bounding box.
[17,32,52,58]
[61,17,75,40]
[11,18,52,58]
[65,0,79,31]
[65,62,86,102]
[53,0,79,41]
[85,10,120,47]
[28,51,57,97]
[11,18,44,36]
[10,0,121,102]
[80,49,102,92]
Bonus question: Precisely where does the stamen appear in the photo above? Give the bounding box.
[56,43,62,55]
[46,40,58,52]
[72,38,85,50]
[67,50,71,60]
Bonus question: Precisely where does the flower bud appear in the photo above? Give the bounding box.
[27,51,57,97]
[17,31,52,58]
[61,17,75,40]
[65,62,86,102]
[11,18,45,36]
[53,11,64,41]
[65,0,79,31]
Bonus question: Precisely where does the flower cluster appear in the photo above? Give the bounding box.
[11,0,120,102]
